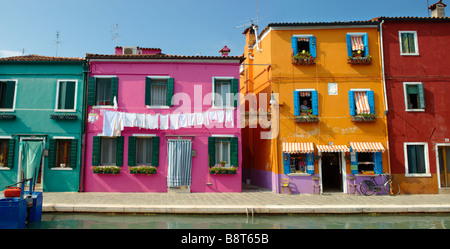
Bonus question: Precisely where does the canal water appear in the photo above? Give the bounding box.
[27,213,450,229]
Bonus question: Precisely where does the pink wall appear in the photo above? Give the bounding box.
[84,59,242,193]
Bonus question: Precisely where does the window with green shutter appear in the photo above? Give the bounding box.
[128,136,156,166]
[56,80,77,110]
[213,77,238,108]
[404,83,425,110]
[208,136,238,167]
[93,136,124,166]
[0,139,14,168]
[0,80,16,109]
[87,77,118,106]
[48,139,78,168]
[145,77,174,107]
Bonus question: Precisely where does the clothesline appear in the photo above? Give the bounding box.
[101,109,235,137]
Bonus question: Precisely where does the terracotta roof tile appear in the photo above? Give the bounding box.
[86,53,245,62]
[0,54,85,62]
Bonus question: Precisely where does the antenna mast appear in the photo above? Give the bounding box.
[55,31,62,56]
[111,24,119,47]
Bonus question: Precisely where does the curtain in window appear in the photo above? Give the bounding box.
[136,138,152,165]
[96,78,112,105]
[215,80,230,107]
[401,33,416,54]
[167,140,192,187]
[407,145,426,174]
[354,91,370,114]
[215,139,230,166]
[101,138,117,165]
[151,82,167,106]
[58,81,75,109]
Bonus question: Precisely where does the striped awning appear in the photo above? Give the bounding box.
[351,36,365,51]
[350,142,385,153]
[297,37,309,42]
[282,142,314,154]
[317,145,350,152]
[354,91,370,115]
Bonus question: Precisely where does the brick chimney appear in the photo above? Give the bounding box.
[429,0,446,17]
[219,46,231,57]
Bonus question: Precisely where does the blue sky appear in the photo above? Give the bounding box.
[0,0,434,58]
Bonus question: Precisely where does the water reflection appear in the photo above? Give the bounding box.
[27,213,450,229]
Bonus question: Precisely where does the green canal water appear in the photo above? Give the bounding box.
[27,213,450,229]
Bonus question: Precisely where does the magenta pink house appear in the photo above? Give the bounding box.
[83,46,244,192]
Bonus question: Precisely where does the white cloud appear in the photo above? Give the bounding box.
[0,50,23,58]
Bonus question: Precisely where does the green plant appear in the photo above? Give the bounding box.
[93,166,121,174]
[210,166,237,174]
[129,166,157,175]
[293,50,313,60]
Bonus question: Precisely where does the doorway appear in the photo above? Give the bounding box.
[167,139,192,191]
[18,138,45,190]
[321,152,343,192]
[438,146,450,188]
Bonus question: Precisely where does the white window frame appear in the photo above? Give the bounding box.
[55,79,78,112]
[0,79,18,112]
[212,77,234,109]
[100,137,117,166]
[399,31,419,56]
[51,136,75,171]
[135,137,153,166]
[92,75,115,109]
[146,76,170,109]
[403,82,424,112]
[403,142,431,177]
[214,136,232,167]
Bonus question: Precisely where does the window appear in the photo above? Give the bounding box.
[208,136,238,167]
[404,83,425,111]
[91,136,124,166]
[56,140,72,167]
[128,136,160,166]
[87,77,118,106]
[346,33,369,57]
[399,31,419,55]
[56,80,76,111]
[212,77,238,108]
[291,35,317,58]
[404,143,430,176]
[282,152,314,174]
[47,138,77,169]
[0,80,16,110]
[350,151,383,175]
[348,90,375,116]
[293,90,318,116]
[145,77,174,107]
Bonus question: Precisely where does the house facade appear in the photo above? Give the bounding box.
[83,46,243,192]
[0,55,86,192]
[378,12,450,193]
[241,22,389,194]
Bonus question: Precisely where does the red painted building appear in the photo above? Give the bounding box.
[377,6,450,193]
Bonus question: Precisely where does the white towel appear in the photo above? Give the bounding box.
[187,113,196,126]
[103,111,117,137]
[123,113,136,127]
[170,114,180,130]
[203,112,210,125]
[179,113,188,128]
[160,114,169,130]
[146,114,159,129]
[208,111,217,121]
[195,112,204,125]
[225,109,234,127]
[136,113,146,128]
[217,110,225,123]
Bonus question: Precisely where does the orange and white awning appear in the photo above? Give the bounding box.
[317,145,350,152]
[282,142,314,154]
[354,91,370,115]
[350,142,385,153]
[351,36,365,51]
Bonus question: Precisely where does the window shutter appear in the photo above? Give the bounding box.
[293,90,300,116]
[231,78,239,107]
[4,81,16,109]
[309,36,317,58]
[208,137,215,166]
[87,77,96,106]
[363,33,369,57]
[92,136,101,166]
[291,36,298,56]
[47,139,56,168]
[110,77,119,105]
[418,84,425,109]
[166,78,174,106]
[7,138,15,169]
[367,90,375,114]
[145,77,152,106]
[70,139,78,169]
[306,153,315,174]
[374,152,383,175]
[64,81,76,110]
[346,34,353,57]
[128,136,136,166]
[351,149,358,174]
[282,152,291,174]
[230,137,238,167]
[311,90,319,116]
[348,91,356,116]
[151,136,160,166]
[116,136,124,166]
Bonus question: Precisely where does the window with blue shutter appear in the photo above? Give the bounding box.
[311,91,319,116]
[346,33,369,57]
[346,34,353,57]
[306,153,315,174]
[367,90,375,114]
[348,90,356,116]
[373,152,383,175]
[363,33,369,57]
[291,37,298,56]
[350,149,358,174]
[282,152,291,174]
[309,36,317,58]
[293,91,300,116]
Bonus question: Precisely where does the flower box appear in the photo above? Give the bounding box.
[351,114,376,122]
[295,115,319,123]
[93,166,121,174]
[292,51,316,65]
[0,114,16,120]
[347,56,372,65]
[129,166,157,175]
[209,166,237,175]
[51,114,78,120]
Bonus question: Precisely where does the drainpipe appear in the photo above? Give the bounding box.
[252,25,262,53]
[379,20,392,175]
[79,61,89,192]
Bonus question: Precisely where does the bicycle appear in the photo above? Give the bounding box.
[359,174,401,196]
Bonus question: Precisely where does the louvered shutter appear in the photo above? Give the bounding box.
[152,136,160,166]
[128,136,136,166]
[70,139,78,169]
[208,137,215,166]
[116,136,124,166]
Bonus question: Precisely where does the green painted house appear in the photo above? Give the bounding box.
[0,54,86,192]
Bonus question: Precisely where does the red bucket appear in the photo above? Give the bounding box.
[4,187,21,198]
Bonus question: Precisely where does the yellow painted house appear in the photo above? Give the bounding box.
[240,21,390,194]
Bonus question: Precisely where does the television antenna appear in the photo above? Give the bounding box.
[111,24,119,47]
[55,31,63,56]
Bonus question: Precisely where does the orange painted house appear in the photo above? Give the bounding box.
[240,21,390,194]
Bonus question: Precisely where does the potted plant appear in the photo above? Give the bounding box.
[93,166,121,174]
[352,113,377,122]
[129,165,157,175]
[220,161,226,167]
[293,50,316,65]
[348,54,372,64]
[209,166,237,174]
[295,109,319,122]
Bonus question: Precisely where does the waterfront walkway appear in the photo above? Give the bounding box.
[40,184,450,214]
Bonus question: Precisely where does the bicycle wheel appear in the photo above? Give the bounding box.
[360,180,376,196]
[384,180,401,196]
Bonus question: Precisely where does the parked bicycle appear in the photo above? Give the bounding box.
[360,174,401,196]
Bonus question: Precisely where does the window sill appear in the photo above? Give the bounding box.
[51,167,73,171]
[54,109,76,113]
[295,115,318,122]
[211,106,235,110]
[405,109,425,112]
[405,173,431,178]
[146,105,170,109]
[0,167,10,171]
[0,109,15,112]
[400,53,420,56]
[287,173,310,176]
[92,105,114,109]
